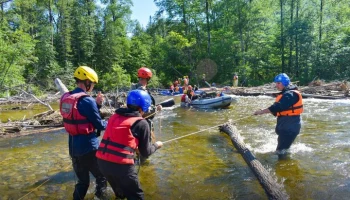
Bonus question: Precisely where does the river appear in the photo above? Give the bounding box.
[0,95,349,200]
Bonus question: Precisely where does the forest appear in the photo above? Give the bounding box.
[0,0,349,96]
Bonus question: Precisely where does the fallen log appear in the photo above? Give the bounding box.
[219,122,288,200]
[301,93,347,99]
[54,78,69,95]
[33,110,55,119]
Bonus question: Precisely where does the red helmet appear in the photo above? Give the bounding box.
[138,67,152,79]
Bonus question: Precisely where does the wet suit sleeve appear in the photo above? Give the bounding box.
[131,119,158,158]
[77,96,107,130]
[268,91,299,114]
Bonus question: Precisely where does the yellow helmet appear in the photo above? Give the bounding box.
[74,66,98,83]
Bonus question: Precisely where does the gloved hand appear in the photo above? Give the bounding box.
[155,141,163,149]
[156,105,162,111]
[96,91,104,106]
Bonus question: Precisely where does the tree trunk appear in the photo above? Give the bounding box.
[238,3,245,55]
[48,0,54,47]
[288,0,294,74]
[319,0,323,42]
[280,0,285,73]
[182,1,187,36]
[219,123,288,200]
[295,0,299,77]
[205,0,211,56]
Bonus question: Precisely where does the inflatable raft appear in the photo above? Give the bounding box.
[181,95,234,109]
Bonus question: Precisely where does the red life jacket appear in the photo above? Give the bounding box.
[181,94,187,102]
[275,90,303,116]
[96,114,143,165]
[60,92,94,136]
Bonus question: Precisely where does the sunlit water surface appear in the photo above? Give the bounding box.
[0,96,350,200]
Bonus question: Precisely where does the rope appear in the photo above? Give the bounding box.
[163,115,253,144]
[18,164,72,200]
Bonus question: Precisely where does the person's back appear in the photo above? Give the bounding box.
[96,90,163,199]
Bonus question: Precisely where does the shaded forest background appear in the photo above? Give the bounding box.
[0,0,349,96]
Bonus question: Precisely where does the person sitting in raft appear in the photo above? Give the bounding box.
[180,85,199,107]
[187,85,199,101]
[173,80,180,92]
[216,91,225,97]
[169,84,174,94]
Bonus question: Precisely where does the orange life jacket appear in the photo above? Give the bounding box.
[60,92,94,136]
[96,114,143,165]
[275,90,303,116]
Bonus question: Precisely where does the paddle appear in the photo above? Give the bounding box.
[158,98,175,107]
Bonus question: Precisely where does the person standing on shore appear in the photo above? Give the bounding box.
[253,73,303,156]
[60,66,107,199]
[233,73,239,87]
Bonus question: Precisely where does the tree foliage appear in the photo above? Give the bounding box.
[0,0,349,94]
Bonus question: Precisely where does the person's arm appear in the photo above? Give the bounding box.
[254,91,299,115]
[78,96,107,130]
[132,119,162,158]
[254,108,271,115]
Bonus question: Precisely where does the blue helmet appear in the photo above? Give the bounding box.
[127,90,152,112]
[274,73,290,86]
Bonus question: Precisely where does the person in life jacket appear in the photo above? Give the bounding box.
[233,73,239,87]
[59,66,107,199]
[180,85,199,107]
[253,73,303,157]
[132,67,162,117]
[96,90,163,200]
[132,67,163,163]
[170,84,174,94]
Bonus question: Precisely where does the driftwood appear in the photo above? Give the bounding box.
[0,79,67,137]
[225,81,350,99]
[54,78,69,95]
[219,122,288,200]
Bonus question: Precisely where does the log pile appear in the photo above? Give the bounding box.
[226,80,349,99]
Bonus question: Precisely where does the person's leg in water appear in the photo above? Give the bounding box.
[87,151,107,198]
[119,166,145,200]
[275,117,301,159]
[104,174,126,199]
[276,134,298,159]
[72,156,90,200]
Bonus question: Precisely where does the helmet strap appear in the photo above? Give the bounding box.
[84,80,92,92]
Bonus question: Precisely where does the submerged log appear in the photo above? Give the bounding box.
[219,122,288,200]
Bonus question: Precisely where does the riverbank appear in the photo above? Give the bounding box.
[1,80,348,138]
[204,80,349,99]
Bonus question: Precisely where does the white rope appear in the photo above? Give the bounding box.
[163,115,253,144]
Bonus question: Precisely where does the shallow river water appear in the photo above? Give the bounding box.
[0,95,349,200]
